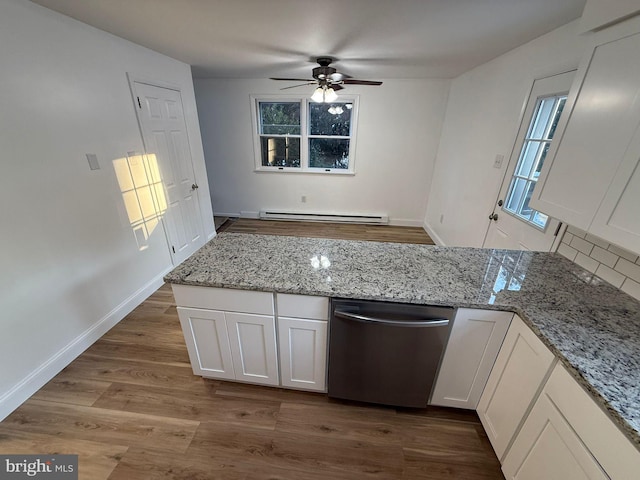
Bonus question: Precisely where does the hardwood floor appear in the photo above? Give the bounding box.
[0,224,503,479]
[216,217,435,244]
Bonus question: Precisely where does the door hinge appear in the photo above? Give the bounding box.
[172,246,176,254]
[137,96,142,109]
[554,222,563,237]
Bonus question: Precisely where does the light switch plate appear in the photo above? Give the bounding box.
[86,153,100,170]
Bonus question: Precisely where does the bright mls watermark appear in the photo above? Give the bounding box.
[0,455,77,479]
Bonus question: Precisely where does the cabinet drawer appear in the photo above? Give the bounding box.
[172,285,274,315]
[276,294,329,320]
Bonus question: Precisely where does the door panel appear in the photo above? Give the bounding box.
[502,394,608,480]
[484,71,574,251]
[132,80,203,264]
[226,312,279,386]
[278,317,328,392]
[477,316,556,460]
[177,307,235,380]
[431,309,513,409]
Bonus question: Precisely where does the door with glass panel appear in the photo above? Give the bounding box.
[484,71,574,251]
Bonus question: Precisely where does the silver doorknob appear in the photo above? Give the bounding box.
[191,183,199,190]
[489,213,499,221]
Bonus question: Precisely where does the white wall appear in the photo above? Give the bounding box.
[0,0,213,419]
[424,20,587,246]
[195,78,450,226]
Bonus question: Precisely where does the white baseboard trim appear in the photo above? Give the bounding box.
[0,267,172,422]
[213,211,240,218]
[215,211,423,228]
[389,218,424,227]
[423,220,446,246]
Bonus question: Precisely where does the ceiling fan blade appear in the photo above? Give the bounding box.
[332,84,344,91]
[342,79,383,86]
[279,82,317,90]
[270,77,315,82]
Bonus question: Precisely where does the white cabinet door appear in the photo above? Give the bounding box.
[226,312,279,386]
[477,315,556,460]
[589,124,640,254]
[502,392,608,480]
[531,16,640,231]
[278,317,328,392]
[177,307,235,380]
[431,309,513,409]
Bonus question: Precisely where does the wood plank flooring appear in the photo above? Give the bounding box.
[216,217,435,244]
[0,224,504,479]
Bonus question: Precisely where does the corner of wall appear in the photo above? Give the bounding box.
[423,220,446,246]
[0,266,171,422]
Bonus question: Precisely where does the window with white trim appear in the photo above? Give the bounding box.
[504,93,567,229]
[252,96,358,173]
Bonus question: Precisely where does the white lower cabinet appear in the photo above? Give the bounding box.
[503,363,640,480]
[277,317,328,392]
[177,307,235,380]
[173,284,279,386]
[178,307,279,386]
[225,311,279,385]
[502,383,608,480]
[431,308,513,409]
[477,314,557,460]
[276,293,329,392]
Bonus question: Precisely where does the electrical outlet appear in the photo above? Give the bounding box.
[493,154,505,169]
[301,195,307,203]
[86,153,100,170]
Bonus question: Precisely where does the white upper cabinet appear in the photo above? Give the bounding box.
[531,15,640,253]
[580,0,640,33]
[589,125,640,252]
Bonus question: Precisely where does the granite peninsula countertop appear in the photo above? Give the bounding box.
[165,233,640,448]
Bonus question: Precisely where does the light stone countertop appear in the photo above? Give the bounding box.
[165,233,640,447]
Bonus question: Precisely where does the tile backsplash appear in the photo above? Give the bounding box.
[557,226,640,302]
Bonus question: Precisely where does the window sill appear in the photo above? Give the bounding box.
[254,168,355,176]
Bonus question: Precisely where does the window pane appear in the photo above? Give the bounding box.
[260,137,300,167]
[309,103,351,136]
[516,141,546,179]
[527,97,556,140]
[309,138,350,169]
[506,177,528,213]
[259,102,300,135]
[533,142,550,178]
[547,97,566,140]
[518,181,537,220]
[532,211,549,228]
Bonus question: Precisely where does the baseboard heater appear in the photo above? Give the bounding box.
[258,210,389,225]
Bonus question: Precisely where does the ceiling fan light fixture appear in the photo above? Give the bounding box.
[325,87,338,103]
[311,85,339,103]
[311,86,325,103]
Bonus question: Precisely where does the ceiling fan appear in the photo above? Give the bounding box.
[271,57,382,101]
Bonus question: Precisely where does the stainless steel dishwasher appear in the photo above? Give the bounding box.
[327,299,455,408]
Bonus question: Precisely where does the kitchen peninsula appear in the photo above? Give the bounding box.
[165,233,640,474]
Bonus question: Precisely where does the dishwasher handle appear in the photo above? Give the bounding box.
[334,310,450,327]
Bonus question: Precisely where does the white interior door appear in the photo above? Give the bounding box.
[483,72,575,251]
[131,79,203,265]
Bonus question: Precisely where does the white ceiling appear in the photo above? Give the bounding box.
[30,0,586,79]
